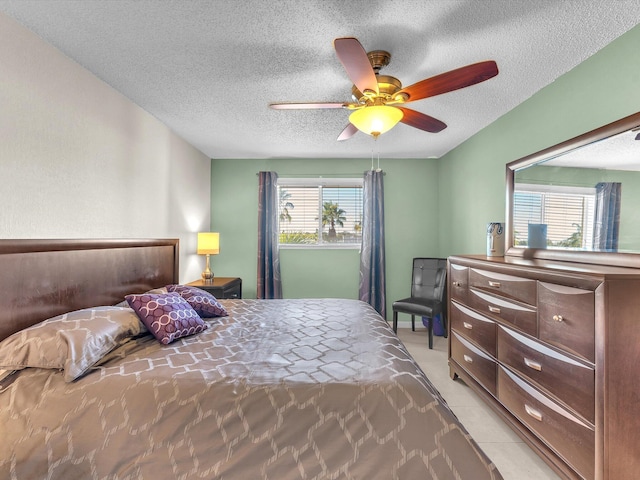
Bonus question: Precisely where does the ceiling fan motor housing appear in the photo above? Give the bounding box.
[351,50,406,105]
[367,50,391,72]
[352,75,403,104]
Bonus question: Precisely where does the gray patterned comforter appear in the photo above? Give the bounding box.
[0,298,502,479]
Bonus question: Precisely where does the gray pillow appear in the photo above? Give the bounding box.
[0,306,145,382]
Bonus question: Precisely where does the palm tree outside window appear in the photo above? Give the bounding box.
[276,178,363,247]
[320,201,347,239]
[279,189,294,223]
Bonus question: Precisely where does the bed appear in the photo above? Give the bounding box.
[0,239,502,479]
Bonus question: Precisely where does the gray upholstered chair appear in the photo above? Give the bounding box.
[392,258,447,349]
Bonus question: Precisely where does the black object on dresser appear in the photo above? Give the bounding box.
[448,254,640,480]
[188,277,242,299]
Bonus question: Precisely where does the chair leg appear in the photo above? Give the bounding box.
[411,315,415,331]
[393,310,398,333]
[427,317,433,349]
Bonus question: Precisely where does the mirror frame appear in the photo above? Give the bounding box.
[505,111,640,268]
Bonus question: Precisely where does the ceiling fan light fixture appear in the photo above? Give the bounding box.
[349,105,403,137]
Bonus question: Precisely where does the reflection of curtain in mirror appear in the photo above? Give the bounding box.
[593,182,621,251]
[257,171,282,299]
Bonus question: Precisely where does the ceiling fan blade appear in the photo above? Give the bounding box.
[337,123,358,141]
[397,108,447,133]
[270,102,346,109]
[398,60,499,102]
[334,37,379,95]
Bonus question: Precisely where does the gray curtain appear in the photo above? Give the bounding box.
[358,170,386,318]
[257,171,282,299]
[593,182,622,251]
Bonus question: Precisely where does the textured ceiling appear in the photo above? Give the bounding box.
[1,0,639,160]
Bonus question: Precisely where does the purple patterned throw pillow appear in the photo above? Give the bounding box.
[125,292,208,344]
[166,285,228,318]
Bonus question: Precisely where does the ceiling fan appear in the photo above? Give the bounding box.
[269,37,499,141]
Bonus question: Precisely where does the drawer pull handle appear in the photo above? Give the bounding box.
[525,404,543,422]
[488,305,501,314]
[552,314,564,322]
[524,358,542,371]
[463,322,473,330]
[488,281,501,288]
[452,281,462,287]
[463,354,473,364]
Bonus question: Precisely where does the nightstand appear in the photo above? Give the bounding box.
[187,277,242,299]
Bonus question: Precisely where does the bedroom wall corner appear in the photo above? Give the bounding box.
[0,12,211,283]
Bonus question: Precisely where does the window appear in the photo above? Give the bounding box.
[513,184,596,248]
[277,178,363,247]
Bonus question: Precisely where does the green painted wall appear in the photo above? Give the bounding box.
[210,157,439,319]
[438,24,640,257]
[209,24,640,323]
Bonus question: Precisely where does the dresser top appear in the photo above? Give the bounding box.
[450,254,640,279]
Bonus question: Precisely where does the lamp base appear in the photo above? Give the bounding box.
[202,254,214,284]
[201,271,214,283]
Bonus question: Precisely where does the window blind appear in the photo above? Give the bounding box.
[513,185,595,248]
[277,179,363,247]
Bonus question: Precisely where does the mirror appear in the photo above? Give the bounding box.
[506,111,640,267]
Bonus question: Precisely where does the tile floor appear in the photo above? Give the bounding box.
[396,327,561,480]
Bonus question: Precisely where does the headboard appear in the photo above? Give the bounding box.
[0,238,179,341]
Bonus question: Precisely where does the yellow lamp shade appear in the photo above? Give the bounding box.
[197,232,220,255]
[349,105,403,137]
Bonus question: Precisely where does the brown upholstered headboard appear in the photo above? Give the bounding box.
[0,239,179,341]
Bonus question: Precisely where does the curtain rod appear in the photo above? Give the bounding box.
[255,172,385,177]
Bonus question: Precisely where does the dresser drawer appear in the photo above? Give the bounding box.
[450,301,496,356]
[498,366,594,479]
[451,331,497,396]
[449,263,469,304]
[497,325,594,422]
[469,268,537,305]
[468,288,537,336]
[538,282,595,363]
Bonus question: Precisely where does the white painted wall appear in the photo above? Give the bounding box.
[0,13,211,282]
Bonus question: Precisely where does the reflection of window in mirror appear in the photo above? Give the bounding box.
[507,113,640,263]
[513,183,596,249]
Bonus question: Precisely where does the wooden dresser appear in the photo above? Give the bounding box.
[447,254,640,480]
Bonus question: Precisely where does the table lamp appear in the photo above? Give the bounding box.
[197,232,219,283]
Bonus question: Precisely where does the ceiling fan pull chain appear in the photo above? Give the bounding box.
[371,145,375,171]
